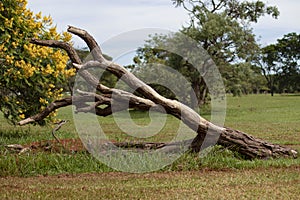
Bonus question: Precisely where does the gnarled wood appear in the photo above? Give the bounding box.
[219,128,298,158]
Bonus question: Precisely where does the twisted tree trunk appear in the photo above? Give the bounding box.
[18,26,297,159]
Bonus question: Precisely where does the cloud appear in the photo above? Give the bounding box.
[253,0,300,45]
[27,0,300,55]
[27,0,189,48]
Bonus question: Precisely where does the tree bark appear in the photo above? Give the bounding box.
[18,26,298,159]
[219,128,296,158]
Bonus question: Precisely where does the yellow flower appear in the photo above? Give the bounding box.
[49,26,57,36]
[56,61,66,71]
[43,64,54,75]
[49,83,55,88]
[19,114,25,119]
[4,18,14,28]
[43,15,51,23]
[15,60,26,68]
[0,2,4,11]
[5,55,14,64]
[39,97,48,104]
[35,22,42,29]
[50,112,57,117]
[35,12,42,19]
[12,42,18,48]
[64,68,76,78]
[62,32,72,42]
[47,91,53,96]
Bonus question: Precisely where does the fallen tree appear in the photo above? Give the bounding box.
[18,26,297,159]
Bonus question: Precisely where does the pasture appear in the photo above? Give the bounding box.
[0,94,300,199]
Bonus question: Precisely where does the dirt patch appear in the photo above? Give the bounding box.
[29,138,86,152]
[6,139,168,154]
[5,138,87,154]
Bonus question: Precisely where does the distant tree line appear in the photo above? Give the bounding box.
[129,0,299,105]
[258,33,300,96]
[74,1,299,105]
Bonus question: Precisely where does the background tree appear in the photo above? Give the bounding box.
[134,0,278,106]
[275,33,300,93]
[223,63,266,96]
[0,0,75,123]
[257,44,280,96]
[258,32,300,95]
[133,34,205,107]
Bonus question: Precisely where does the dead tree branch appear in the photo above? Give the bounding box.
[52,120,68,143]
[18,26,298,159]
[18,97,72,126]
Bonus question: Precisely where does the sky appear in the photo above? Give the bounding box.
[27,0,300,64]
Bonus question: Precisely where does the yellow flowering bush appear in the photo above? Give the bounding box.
[0,0,75,124]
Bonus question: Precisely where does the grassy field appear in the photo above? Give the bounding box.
[0,94,300,199]
[1,167,299,199]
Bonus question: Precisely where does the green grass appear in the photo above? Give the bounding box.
[225,94,300,146]
[97,110,186,143]
[1,167,299,199]
[0,94,300,177]
[1,94,300,199]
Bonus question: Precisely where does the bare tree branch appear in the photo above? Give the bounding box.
[68,25,104,61]
[52,120,68,143]
[73,60,211,135]
[17,26,298,159]
[18,97,73,126]
[30,38,82,64]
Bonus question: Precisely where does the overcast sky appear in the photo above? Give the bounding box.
[27,0,300,64]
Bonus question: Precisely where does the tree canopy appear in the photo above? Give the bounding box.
[0,0,75,123]
[259,32,300,95]
[133,0,278,104]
